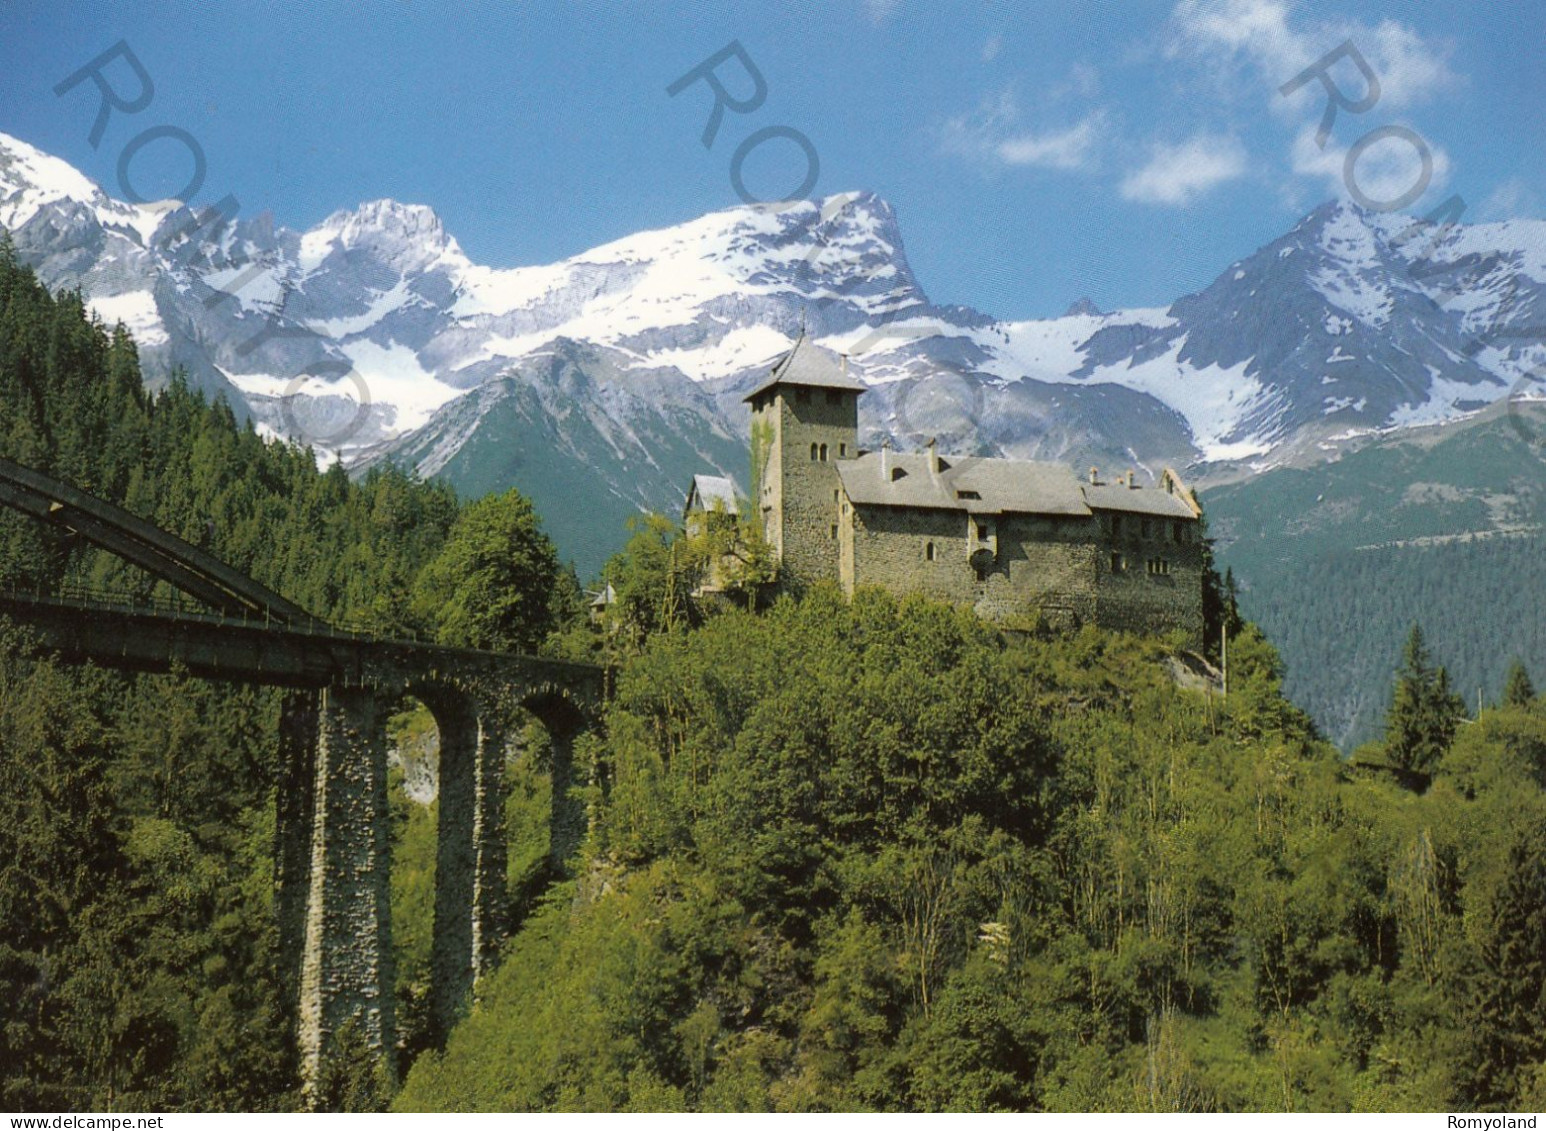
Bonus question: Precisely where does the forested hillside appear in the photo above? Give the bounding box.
[1209,409,1546,748]
[397,593,1546,1112]
[0,238,569,1109]
[2,240,1544,1113]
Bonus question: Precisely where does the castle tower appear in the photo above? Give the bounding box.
[743,334,863,589]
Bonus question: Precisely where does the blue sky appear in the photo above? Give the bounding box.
[2,0,1540,318]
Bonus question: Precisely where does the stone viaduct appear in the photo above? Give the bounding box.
[0,456,606,1098]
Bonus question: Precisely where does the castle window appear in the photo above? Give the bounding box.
[1110,552,1125,573]
[811,443,819,461]
[1146,558,1170,576]
[976,522,988,541]
[925,541,935,562]
[1111,515,1122,538]
[826,390,842,405]
[1141,518,1153,539]
[820,443,829,461]
[833,489,840,502]
[796,388,811,404]
[839,443,848,457]
[974,563,987,583]
[1173,521,1186,543]
[830,524,838,540]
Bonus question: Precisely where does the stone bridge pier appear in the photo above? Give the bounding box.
[276,672,594,1101]
[0,453,607,1105]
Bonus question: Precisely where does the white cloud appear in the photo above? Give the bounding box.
[1063,62,1101,99]
[1289,121,1450,209]
[1479,177,1540,222]
[1121,134,1248,205]
[863,0,900,25]
[997,116,1104,169]
[982,34,1003,62]
[938,88,1106,172]
[1168,0,1458,111]
[1166,1,1458,213]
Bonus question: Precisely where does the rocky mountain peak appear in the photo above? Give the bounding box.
[303,198,457,273]
[0,131,108,230]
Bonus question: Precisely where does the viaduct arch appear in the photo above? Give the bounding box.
[0,456,606,1100]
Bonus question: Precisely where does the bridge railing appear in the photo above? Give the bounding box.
[0,578,606,676]
[1,578,442,643]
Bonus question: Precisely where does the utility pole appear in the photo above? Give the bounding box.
[1222,623,1229,697]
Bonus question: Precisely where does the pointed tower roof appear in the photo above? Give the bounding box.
[742,332,867,402]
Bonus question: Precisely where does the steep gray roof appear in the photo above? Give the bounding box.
[837,451,1091,516]
[684,473,741,517]
[742,333,868,402]
[837,451,1201,520]
[1082,481,1198,518]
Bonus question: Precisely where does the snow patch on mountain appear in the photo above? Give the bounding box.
[0,133,104,228]
[305,278,420,337]
[86,290,168,347]
[336,340,463,431]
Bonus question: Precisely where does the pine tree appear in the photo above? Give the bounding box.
[1385,624,1466,774]
[1504,658,1535,708]
[1465,819,1546,1106]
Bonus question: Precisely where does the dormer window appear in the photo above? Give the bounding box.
[956,489,980,500]
[890,467,907,481]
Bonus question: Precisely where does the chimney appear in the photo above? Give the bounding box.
[926,436,940,476]
[1089,466,1099,486]
[881,437,892,480]
[1127,469,1139,489]
[841,353,849,378]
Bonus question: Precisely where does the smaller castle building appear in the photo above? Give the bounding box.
[688,335,1205,638]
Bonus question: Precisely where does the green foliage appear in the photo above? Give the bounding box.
[596,507,773,656]
[1385,625,1467,774]
[1463,818,1546,1106]
[1503,659,1535,708]
[411,488,563,653]
[311,1019,392,1113]
[398,590,1546,1112]
[0,249,479,1110]
[601,515,690,647]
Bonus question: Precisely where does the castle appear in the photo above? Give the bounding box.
[685,335,1205,639]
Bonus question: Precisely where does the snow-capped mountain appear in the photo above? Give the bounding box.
[5,128,1546,571]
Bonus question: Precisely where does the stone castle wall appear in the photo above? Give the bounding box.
[758,387,857,589]
[842,501,1203,639]
[1092,510,1205,638]
[747,373,1203,639]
